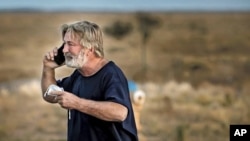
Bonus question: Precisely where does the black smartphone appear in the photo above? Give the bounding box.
[54,43,65,65]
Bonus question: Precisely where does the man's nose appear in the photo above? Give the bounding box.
[63,44,69,53]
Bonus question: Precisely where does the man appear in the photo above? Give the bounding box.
[41,20,138,141]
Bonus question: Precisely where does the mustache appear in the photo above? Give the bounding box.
[64,50,84,57]
[64,52,74,57]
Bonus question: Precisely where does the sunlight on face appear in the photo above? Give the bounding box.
[65,49,85,69]
[63,31,87,69]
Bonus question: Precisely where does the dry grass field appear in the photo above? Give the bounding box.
[0,12,250,141]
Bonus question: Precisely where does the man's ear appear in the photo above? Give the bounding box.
[88,47,95,55]
[89,47,94,52]
[86,47,94,56]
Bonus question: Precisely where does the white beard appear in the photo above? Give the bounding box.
[65,50,85,69]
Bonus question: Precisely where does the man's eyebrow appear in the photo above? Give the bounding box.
[64,41,74,44]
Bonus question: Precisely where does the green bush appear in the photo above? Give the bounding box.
[104,20,133,40]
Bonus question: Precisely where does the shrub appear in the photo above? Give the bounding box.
[104,20,133,40]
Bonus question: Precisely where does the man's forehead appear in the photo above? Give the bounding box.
[64,32,80,42]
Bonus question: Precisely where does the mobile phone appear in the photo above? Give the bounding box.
[54,43,65,65]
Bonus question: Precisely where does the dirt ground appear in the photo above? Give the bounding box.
[0,12,250,141]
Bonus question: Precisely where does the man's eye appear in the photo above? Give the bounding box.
[68,43,75,46]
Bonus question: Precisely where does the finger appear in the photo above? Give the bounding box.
[57,99,62,104]
[56,95,63,100]
[45,51,54,60]
[57,100,67,109]
[58,100,63,107]
[53,47,58,56]
[45,52,51,60]
[54,96,58,101]
[49,51,55,60]
[50,90,63,96]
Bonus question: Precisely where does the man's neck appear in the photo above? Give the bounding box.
[78,57,108,77]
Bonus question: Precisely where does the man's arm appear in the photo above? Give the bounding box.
[52,91,128,122]
[41,48,61,103]
[41,67,57,103]
[76,99,128,122]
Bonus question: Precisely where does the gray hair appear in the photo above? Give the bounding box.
[61,20,104,57]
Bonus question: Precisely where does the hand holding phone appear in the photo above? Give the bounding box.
[54,44,65,65]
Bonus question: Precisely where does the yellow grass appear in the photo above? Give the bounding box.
[0,12,250,141]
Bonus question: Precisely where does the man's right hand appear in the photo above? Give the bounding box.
[43,47,62,69]
[41,47,62,103]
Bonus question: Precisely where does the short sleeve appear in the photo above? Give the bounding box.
[101,68,138,140]
[102,70,130,108]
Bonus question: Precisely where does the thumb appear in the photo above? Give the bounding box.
[49,90,63,96]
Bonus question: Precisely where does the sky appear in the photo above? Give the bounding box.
[0,0,250,12]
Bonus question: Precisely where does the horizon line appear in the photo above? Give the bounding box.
[0,7,250,13]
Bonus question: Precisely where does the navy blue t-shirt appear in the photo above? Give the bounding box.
[57,61,138,141]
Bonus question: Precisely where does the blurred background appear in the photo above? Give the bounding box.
[0,0,250,141]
